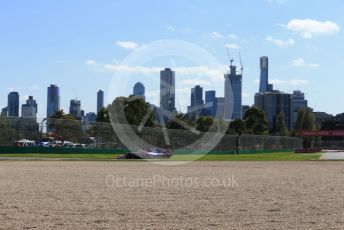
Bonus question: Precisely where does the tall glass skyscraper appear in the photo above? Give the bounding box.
[205,90,216,117]
[97,90,104,113]
[69,99,82,119]
[160,68,175,112]
[291,90,308,129]
[47,84,60,118]
[133,82,145,100]
[1,107,8,116]
[254,91,292,131]
[224,63,242,120]
[259,56,269,93]
[8,92,19,117]
[190,85,204,107]
[21,96,38,118]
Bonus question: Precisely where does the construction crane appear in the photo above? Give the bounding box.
[239,52,244,75]
[226,47,234,68]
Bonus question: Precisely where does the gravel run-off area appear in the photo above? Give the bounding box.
[1,161,344,229]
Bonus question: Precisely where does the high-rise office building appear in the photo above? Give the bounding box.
[69,99,82,119]
[21,96,38,118]
[190,85,204,107]
[224,62,242,120]
[259,56,273,93]
[97,90,104,113]
[216,97,225,119]
[291,90,308,129]
[85,112,97,123]
[47,84,60,118]
[160,68,175,112]
[133,82,145,101]
[205,90,217,117]
[1,107,8,117]
[187,85,204,117]
[254,91,292,131]
[8,92,19,117]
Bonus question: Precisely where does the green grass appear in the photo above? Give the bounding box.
[0,152,321,161]
[171,152,321,161]
[0,153,118,159]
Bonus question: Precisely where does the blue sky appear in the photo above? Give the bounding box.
[1,0,344,117]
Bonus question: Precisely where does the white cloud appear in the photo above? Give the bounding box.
[211,32,223,39]
[270,79,309,86]
[181,27,192,32]
[86,60,97,65]
[284,19,340,39]
[228,34,238,39]
[20,95,29,104]
[116,41,139,50]
[102,64,226,82]
[7,87,19,92]
[290,58,320,68]
[242,92,250,98]
[290,58,305,66]
[176,87,192,94]
[266,36,295,48]
[308,63,320,68]
[145,90,159,98]
[267,0,286,4]
[254,78,309,86]
[166,26,175,32]
[181,79,211,86]
[225,43,240,49]
[253,79,260,84]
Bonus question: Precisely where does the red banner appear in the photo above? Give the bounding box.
[297,130,344,137]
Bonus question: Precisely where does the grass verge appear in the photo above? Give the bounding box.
[0,152,321,161]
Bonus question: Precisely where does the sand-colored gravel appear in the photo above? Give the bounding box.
[1,161,344,229]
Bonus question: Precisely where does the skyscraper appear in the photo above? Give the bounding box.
[190,85,204,107]
[160,68,175,112]
[8,92,19,117]
[187,85,204,117]
[291,90,308,129]
[205,90,216,117]
[215,97,225,119]
[47,84,60,118]
[21,96,38,118]
[133,82,145,100]
[97,90,104,113]
[224,62,242,120]
[254,91,292,132]
[259,56,273,93]
[1,107,8,117]
[69,99,82,119]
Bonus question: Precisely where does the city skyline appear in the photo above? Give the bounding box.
[0,0,343,117]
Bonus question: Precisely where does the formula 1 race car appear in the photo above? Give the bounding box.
[117,148,173,159]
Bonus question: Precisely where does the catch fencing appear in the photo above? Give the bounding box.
[0,116,302,152]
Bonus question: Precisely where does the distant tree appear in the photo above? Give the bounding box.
[210,118,227,133]
[51,109,65,119]
[167,113,195,130]
[244,107,268,135]
[296,108,316,131]
[109,96,156,127]
[0,117,15,146]
[321,113,344,141]
[295,108,316,148]
[196,116,214,132]
[276,112,289,136]
[48,110,82,142]
[228,119,246,135]
[96,108,110,123]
